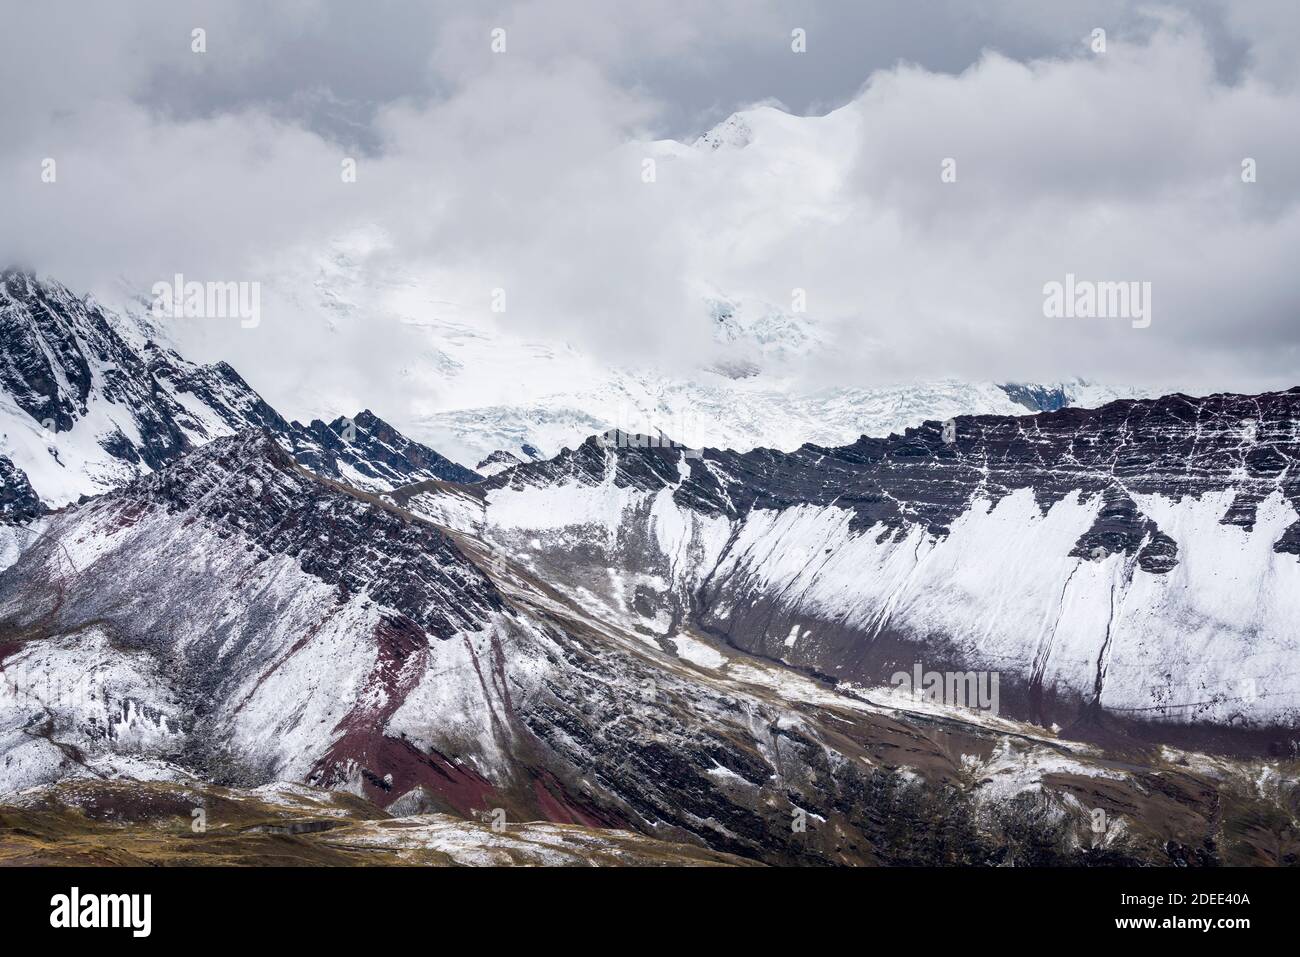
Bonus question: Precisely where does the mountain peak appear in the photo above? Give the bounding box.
[130,428,295,503]
[293,407,480,486]
[475,449,524,478]
[694,112,754,150]
[0,275,479,513]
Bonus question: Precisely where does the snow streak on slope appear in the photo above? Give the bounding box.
[478,474,1300,733]
[702,489,1300,728]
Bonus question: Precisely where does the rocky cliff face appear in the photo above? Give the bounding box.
[0,270,276,507]
[0,456,40,524]
[288,409,480,489]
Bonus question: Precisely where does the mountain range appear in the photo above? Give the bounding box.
[1,273,1297,866]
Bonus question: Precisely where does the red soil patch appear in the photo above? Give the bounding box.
[531,768,627,829]
[0,642,21,669]
[310,614,502,815]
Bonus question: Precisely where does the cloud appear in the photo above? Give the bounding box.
[697,18,1300,392]
[1,0,1298,423]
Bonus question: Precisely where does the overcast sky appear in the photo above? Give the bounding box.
[2,0,1299,410]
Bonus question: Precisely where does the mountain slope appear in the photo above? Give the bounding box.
[288,409,479,488]
[421,388,1300,755]
[5,428,1295,864]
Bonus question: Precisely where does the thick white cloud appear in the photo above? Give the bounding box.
[1,1,1298,423]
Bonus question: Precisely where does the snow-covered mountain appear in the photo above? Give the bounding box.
[4,271,1296,865]
[475,450,527,478]
[3,426,1296,864]
[0,270,285,509]
[287,409,479,488]
[394,281,1149,470]
[417,373,1145,470]
[154,226,1147,473]
[412,388,1300,758]
[0,272,477,518]
[2,268,1133,537]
